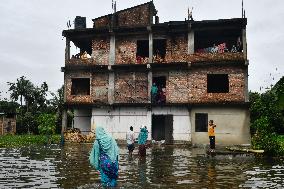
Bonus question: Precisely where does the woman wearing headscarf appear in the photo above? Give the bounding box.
[89,126,119,187]
[138,126,148,157]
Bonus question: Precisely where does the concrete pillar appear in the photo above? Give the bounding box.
[108,72,115,104]
[108,34,116,104]
[149,32,153,63]
[188,30,194,54]
[146,108,152,140]
[242,28,247,59]
[61,109,67,134]
[148,71,152,103]
[65,38,70,63]
[244,67,249,102]
[109,34,116,65]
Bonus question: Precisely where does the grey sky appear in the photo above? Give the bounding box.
[0,0,283,99]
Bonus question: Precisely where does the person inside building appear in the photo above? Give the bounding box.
[208,120,217,152]
[138,125,148,157]
[151,83,158,103]
[126,126,135,158]
[89,126,119,187]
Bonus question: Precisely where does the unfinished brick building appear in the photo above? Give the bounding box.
[62,1,250,145]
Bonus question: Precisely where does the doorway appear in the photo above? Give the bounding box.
[152,115,173,144]
[152,76,166,103]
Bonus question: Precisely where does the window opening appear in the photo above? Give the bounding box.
[195,113,208,132]
[195,29,243,53]
[153,39,166,63]
[136,40,149,63]
[207,74,229,93]
[71,78,90,95]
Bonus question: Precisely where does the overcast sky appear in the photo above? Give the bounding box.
[0,0,283,100]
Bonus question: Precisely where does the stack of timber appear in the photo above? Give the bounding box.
[226,147,264,154]
[64,128,95,143]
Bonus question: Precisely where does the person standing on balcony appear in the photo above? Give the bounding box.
[208,120,217,152]
[138,125,148,157]
[89,126,119,187]
[151,83,158,103]
[126,126,135,158]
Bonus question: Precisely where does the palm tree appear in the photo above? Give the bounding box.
[7,76,34,108]
[7,76,34,130]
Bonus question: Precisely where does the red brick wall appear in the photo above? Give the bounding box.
[117,4,150,27]
[167,71,190,103]
[92,38,110,65]
[188,52,245,63]
[115,39,137,64]
[92,73,109,103]
[114,72,148,103]
[65,72,92,104]
[157,66,245,104]
[164,35,188,63]
[188,66,245,103]
[93,16,110,28]
[0,117,16,135]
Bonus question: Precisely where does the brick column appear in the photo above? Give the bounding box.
[65,38,70,63]
[242,28,247,59]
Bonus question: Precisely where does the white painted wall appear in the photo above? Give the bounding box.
[152,107,191,141]
[90,106,191,142]
[73,108,92,134]
[191,106,251,145]
[91,107,150,140]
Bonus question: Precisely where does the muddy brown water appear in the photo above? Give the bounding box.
[0,143,283,188]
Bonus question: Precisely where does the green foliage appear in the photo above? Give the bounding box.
[37,113,56,135]
[0,101,18,114]
[0,134,60,148]
[249,76,284,156]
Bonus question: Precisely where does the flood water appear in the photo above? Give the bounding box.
[0,144,284,189]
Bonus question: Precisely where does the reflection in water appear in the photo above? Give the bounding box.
[207,159,217,189]
[138,157,147,187]
[0,144,284,188]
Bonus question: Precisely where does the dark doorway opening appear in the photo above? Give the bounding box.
[152,76,166,103]
[136,40,149,58]
[152,115,173,144]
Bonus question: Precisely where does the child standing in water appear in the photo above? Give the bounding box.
[208,120,217,152]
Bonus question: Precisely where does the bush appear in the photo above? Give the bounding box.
[37,113,56,135]
[0,134,60,147]
[251,117,283,155]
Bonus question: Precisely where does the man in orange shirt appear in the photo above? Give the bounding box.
[208,120,217,152]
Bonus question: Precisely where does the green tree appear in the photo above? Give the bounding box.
[50,85,65,133]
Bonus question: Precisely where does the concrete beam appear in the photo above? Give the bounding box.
[188,30,194,54]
